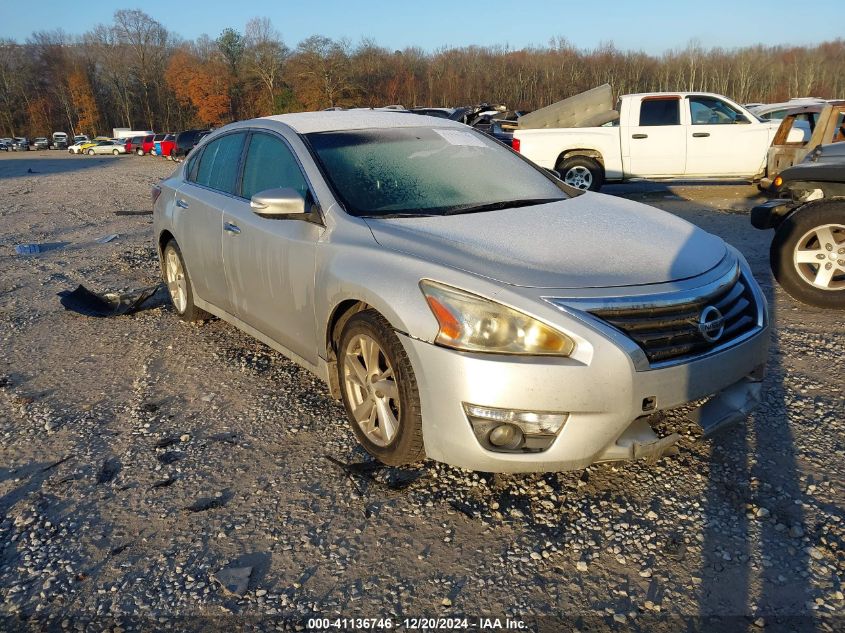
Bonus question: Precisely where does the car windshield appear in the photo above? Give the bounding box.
[305,127,568,217]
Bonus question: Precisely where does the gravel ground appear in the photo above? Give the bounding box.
[0,151,843,632]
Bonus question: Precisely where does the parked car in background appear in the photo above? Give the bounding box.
[751,142,845,308]
[172,129,211,158]
[124,135,145,154]
[154,111,768,472]
[139,133,168,156]
[50,132,68,149]
[11,137,30,151]
[68,138,98,154]
[153,134,176,157]
[0,139,10,151]
[514,84,801,191]
[86,140,127,155]
[410,107,470,123]
[31,137,49,150]
[759,101,845,193]
[112,128,153,140]
[748,98,829,121]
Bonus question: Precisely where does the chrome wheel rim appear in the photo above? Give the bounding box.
[793,223,845,291]
[342,334,400,447]
[564,165,592,190]
[164,248,188,312]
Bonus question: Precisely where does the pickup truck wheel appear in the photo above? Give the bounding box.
[162,240,209,322]
[771,202,845,309]
[557,156,604,192]
[338,310,425,466]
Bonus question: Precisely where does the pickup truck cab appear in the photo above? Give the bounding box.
[515,88,791,191]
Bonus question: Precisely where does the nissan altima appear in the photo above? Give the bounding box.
[152,111,769,473]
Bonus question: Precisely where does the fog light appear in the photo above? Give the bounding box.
[488,424,523,449]
[464,403,568,453]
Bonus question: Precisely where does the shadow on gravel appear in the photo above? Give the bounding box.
[0,155,126,180]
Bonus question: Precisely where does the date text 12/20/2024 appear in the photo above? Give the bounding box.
[306,617,528,630]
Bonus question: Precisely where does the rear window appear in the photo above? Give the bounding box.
[192,133,246,195]
[639,99,680,126]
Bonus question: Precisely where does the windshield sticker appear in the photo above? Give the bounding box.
[434,129,488,148]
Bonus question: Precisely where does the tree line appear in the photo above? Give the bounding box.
[1,9,844,138]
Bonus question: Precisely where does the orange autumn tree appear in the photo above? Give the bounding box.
[68,69,100,137]
[166,49,231,127]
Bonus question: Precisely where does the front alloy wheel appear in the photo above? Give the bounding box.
[771,202,845,309]
[338,310,424,465]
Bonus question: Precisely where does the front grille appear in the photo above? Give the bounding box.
[588,274,760,365]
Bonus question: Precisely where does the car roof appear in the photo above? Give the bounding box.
[257,110,465,134]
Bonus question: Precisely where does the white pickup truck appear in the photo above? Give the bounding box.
[513,85,793,191]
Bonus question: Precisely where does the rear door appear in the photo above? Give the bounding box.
[684,95,770,177]
[172,131,247,313]
[221,130,322,364]
[623,96,687,177]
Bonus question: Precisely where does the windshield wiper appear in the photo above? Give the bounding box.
[441,198,563,216]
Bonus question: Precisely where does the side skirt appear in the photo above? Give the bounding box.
[193,296,331,386]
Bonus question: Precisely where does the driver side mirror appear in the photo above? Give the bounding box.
[250,187,307,217]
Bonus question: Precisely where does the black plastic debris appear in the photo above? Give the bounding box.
[157,451,183,464]
[150,476,177,489]
[58,283,164,317]
[97,458,121,484]
[115,209,153,216]
[185,491,231,512]
[154,435,178,449]
[15,242,68,255]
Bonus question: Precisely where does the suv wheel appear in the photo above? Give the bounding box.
[771,202,845,308]
[136,148,144,156]
[337,310,425,466]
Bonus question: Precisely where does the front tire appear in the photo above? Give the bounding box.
[136,148,144,156]
[337,310,425,466]
[162,240,208,322]
[557,156,604,192]
[113,149,119,155]
[770,202,845,309]
[87,149,95,155]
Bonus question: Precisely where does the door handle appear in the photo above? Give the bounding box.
[223,222,241,235]
[632,133,648,139]
[692,132,710,138]
[176,198,189,208]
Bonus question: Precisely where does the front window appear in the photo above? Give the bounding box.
[306,127,567,218]
[688,96,748,125]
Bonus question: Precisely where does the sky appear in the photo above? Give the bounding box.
[0,0,842,55]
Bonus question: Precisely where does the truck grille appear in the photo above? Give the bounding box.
[588,274,760,365]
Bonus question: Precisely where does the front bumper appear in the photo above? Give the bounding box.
[399,323,769,473]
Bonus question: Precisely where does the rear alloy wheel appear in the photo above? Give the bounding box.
[771,202,845,308]
[162,240,208,322]
[338,310,424,466]
[557,156,604,192]
[87,149,95,155]
[112,149,119,155]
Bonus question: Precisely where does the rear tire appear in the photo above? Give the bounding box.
[557,156,604,192]
[112,149,119,155]
[162,240,209,322]
[136,148,144,156]
[337,310,425,466]
[87,149,95,155]
[770,202,845,309]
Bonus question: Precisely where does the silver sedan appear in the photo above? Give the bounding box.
[153,112,769,472]
[86,140,126,156]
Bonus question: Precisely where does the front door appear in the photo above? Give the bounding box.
[221,131,323,365]
[684,95,770,177]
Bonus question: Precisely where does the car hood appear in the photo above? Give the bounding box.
[364,193,727,289]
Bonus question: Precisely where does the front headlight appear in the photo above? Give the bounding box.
[419,280,575,356]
